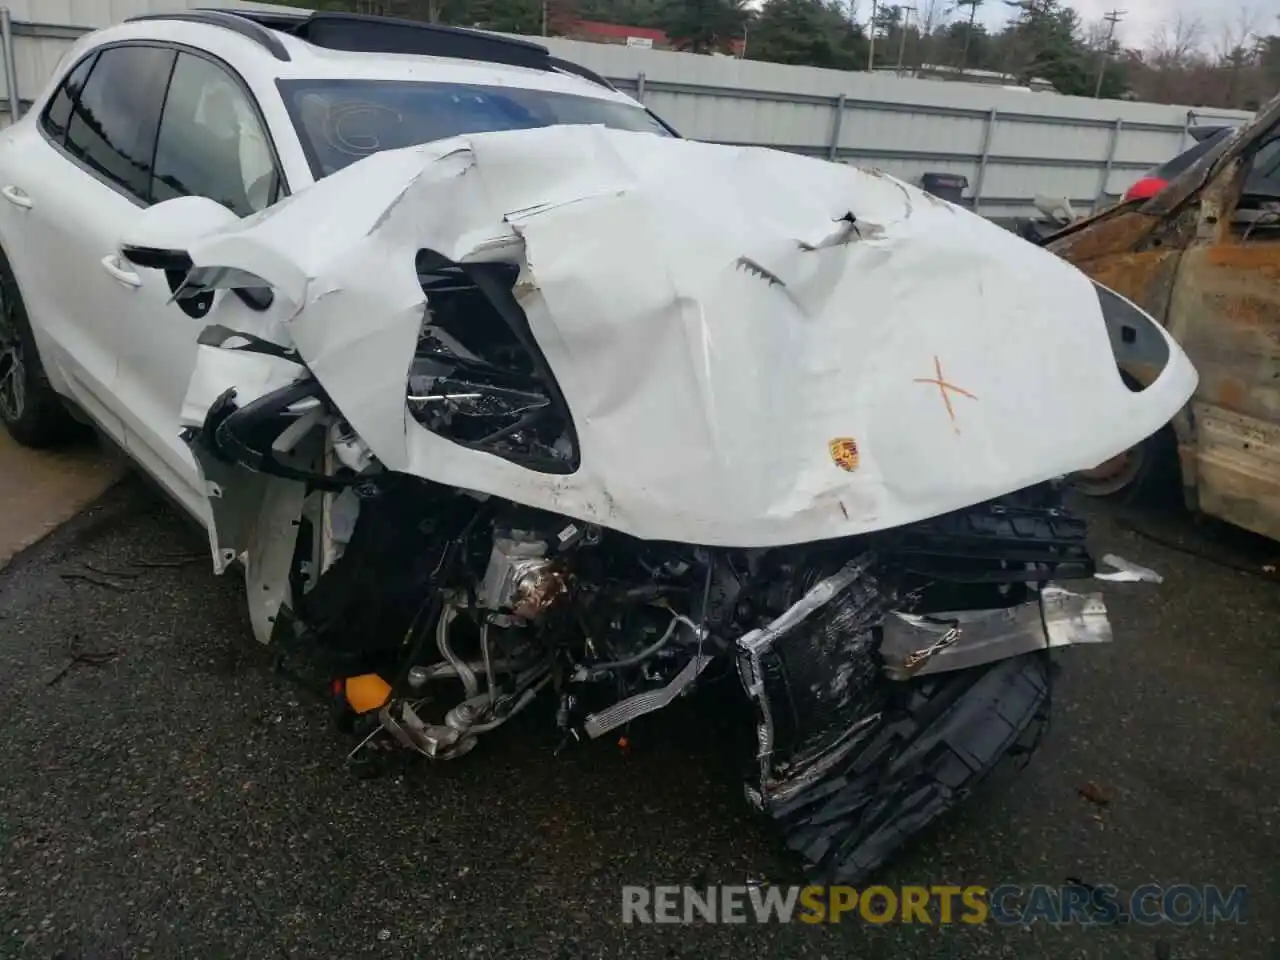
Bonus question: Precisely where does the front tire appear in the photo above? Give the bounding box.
[1071,423,1179,506]
[0,251,84,448]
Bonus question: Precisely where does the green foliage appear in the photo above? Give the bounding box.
[656,0,749,53]
[747,0,867,70]
[576,0,666,28]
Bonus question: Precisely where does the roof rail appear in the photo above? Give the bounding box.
[548,56,618,93]
[125,10,291,61]
[205,8,616,91]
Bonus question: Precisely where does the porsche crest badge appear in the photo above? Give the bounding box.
[828,437,859,472]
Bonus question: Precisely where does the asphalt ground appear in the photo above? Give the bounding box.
[0,469,1276,959]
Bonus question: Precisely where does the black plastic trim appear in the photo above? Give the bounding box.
[211,380,356,492]
[127,11,292,61]
[208,8,617,92]
[548,57,617,92]
[1093,280,1171,392]
[219,9,546,67]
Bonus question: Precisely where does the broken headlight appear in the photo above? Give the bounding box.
[407,255,578,473]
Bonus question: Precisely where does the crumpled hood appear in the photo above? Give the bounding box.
[175,124,1197,546]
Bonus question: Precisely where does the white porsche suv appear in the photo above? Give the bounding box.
[0,7,667,516]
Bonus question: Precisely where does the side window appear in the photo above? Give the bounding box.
[64,46,176,201]
[151,53,281,217]
[1243,139,1280,200]
[40,52,98,145]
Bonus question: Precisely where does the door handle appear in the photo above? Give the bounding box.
[100,254,141,288]
[0,185,32,209]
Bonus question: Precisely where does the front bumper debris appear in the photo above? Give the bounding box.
[880,584,1112,680]
[731,551,1062,884]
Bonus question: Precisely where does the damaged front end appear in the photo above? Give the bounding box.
[116,125,1192,884]
[734,489,1109,880]
[178,351,1115,881]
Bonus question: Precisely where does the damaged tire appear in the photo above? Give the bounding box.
[766,652,1051,885]
[0,250,84,448]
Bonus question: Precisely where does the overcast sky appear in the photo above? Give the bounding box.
[967,0,1279,52]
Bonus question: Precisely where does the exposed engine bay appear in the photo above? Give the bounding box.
[198,383,1108,885]
[181,238,1110,883]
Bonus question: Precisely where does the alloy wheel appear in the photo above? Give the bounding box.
[1071,445,1145,498]
[0,279,26,423]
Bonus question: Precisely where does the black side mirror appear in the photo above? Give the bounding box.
[120,244,194,273]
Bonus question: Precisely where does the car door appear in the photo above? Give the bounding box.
[113,50,285,516]
[1164,128,1280,540]
[0,45,174,441]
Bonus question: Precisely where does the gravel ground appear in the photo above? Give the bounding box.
[0,475,1276,959]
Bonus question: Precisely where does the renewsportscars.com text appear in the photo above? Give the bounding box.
[621,884,1248,926]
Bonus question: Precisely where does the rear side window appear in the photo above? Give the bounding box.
[63,45,176,202]
[40,52,98,144]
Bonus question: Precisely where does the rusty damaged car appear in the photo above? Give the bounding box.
[1042,93,1280,541]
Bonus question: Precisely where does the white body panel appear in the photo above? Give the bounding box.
[0,15,1196,550]
[173,125,1197,547]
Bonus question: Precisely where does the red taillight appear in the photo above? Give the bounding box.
[1123,176,1169,203]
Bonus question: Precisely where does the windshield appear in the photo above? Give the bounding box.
[278,78,673,177]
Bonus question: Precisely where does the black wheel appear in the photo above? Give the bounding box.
[1071,368,1181,506]
[1071,423,1179,506]
[764,652,1052,885]
[0,251,84,447]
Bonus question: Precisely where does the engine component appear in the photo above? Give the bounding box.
[477,537,566,618]
[378,699,478,760]
[436,601,479,698]
[571,610,706,682]
[582,653,714,739]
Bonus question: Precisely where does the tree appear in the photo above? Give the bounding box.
[951,0,983,72]
[932,19,992,70]
[658,0,750,53]
[1261,34,1280,88]
[748,0,868,68]
[576,0,666,28]
[915,0,949,66]
[1213,7,1262,108]
[434,0,542,33]
[996,0,1093,94]
[1147,14,1205,71]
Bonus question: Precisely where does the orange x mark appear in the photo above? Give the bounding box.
[913,355,978,433]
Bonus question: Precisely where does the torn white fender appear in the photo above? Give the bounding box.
[156,125,1197,548]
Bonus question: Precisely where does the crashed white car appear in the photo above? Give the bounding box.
[0,10,1196,881]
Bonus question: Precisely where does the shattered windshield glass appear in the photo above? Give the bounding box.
[278,78,672,177]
